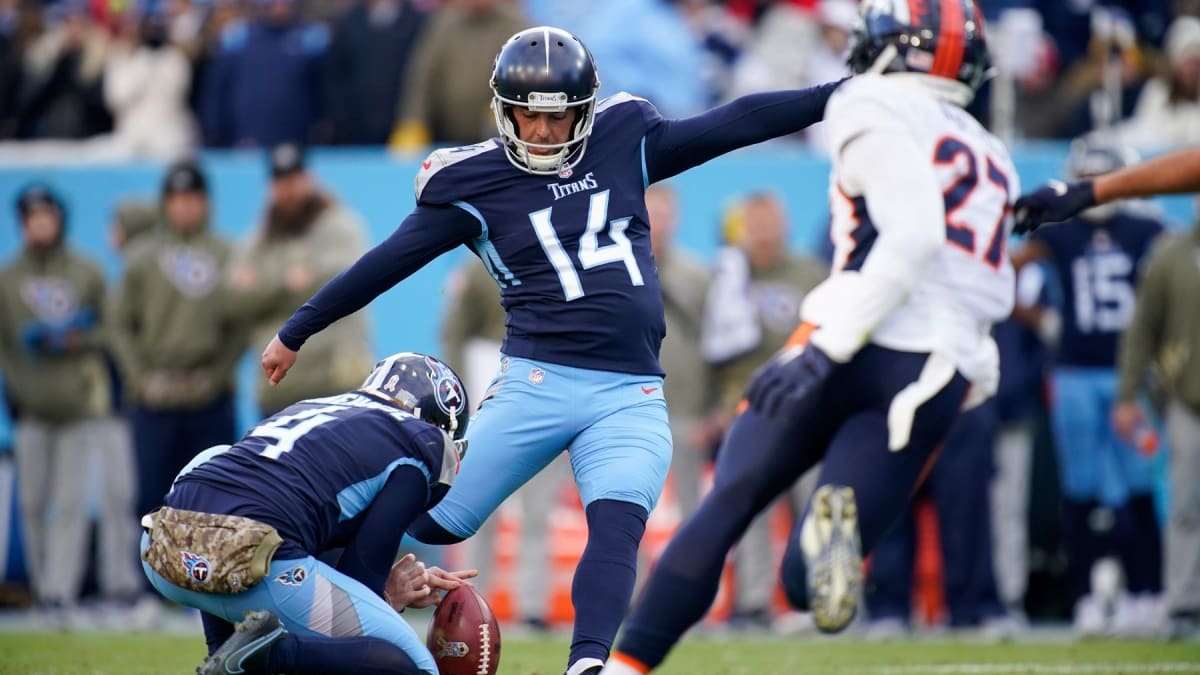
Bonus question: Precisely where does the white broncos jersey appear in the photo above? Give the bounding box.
[802,74,1018,390]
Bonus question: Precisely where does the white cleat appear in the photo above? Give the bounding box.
[800,484,863,634]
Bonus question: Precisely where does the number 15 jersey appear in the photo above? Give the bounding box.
[821,74,1019,383]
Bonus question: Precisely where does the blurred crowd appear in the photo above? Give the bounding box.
[0,0,1199,645]
[0,0,1196,161]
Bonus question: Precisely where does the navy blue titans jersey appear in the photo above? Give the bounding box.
[1032,212,1164,367]
[167,391,458,560]
[278,84,839,376]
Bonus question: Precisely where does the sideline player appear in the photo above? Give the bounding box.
[1013,140,1166,635]
[260,25,841,675]
[140,353,475,675]
[1016,144,1200,233]
[603,2,1017,672]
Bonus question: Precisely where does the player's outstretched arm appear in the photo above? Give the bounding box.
[264,204,480,384]
[1014,144,1200,234]
[1093,144,1200,202]
[644,80,845,183]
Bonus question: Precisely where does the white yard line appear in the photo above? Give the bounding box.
[853,664,1200,674]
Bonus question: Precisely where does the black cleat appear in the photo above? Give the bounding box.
[197,610,286,675]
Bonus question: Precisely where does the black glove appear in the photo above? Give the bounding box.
[745,344,834,419]
[1013,179,1096,235]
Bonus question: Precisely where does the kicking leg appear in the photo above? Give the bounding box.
[782,354,969,633]
[609,401,836,673]
[409,361,573,543]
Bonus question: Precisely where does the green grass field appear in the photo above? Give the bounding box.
[0,633,1196,675]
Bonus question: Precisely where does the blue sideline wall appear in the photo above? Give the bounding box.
[0,144,1196,439]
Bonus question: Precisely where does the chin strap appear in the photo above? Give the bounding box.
[866,44,899,75]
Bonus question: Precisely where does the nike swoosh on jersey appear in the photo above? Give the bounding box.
[641,386,659,395]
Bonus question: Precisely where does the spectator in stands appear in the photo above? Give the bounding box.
[676,0,747,106]
[440,255,570,633]
[699,192,827,630]
[0,183,111,621]
[111,160,242,523]
[1117,15,1200,149]
[226,143,371,417]
[725,0,817,99]
[200,0,328,147]
[324,0,428,145]
[525,0,705,116]
[0,0,39,140]
[1114,201,1200,641]
[101,7,196,160]
[724,0,852,149]
[164,0,208,53]
[390,0,525,149]
[14,1,111,140]
[183,0,246,118]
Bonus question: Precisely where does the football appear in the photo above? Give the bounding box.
[426,584,501,675]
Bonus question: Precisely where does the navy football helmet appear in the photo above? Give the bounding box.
[361,352,470,454]
[490,26,600,175]
[848,0,990,105]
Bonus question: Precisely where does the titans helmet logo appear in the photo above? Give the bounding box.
[435,376,464,416]
[181,551,210,583]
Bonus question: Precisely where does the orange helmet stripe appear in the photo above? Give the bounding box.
[931,0,966,79]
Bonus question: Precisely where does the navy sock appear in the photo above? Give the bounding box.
[863,510,916,622]
[619,406,825,669]
[1116,493,1163,594]
[617,488,769,668]
[1063,499,1101,602]
[407,513,465,545]
[568,500,648,668]
[201,612,235,656]
[265,633,420,675]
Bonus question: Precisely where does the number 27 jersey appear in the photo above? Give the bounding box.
[825,75,1019,381]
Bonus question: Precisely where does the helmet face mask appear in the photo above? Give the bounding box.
[847,0,990,105]
[490,26,600,176]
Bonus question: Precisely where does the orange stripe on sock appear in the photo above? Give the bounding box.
[611,651,651,674]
